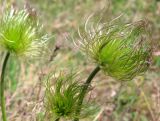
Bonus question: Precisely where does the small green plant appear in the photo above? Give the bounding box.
[44,72,99,121]
[0,8,48,121]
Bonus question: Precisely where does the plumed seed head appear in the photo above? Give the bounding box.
[44,72,99,120]
[0,8,48,58]
[45,73,81,119]
[78,16,151,81]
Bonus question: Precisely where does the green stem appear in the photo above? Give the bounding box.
[74,66,100,121]
[0,52,10,121]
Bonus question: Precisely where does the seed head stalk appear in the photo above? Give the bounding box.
[74,66,100,121]
[0,52,10,121]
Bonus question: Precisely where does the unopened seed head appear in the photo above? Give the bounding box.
[79,17,151,81]
[0,8,48,58]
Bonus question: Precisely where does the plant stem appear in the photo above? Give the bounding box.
[74,66,100,121]
[0,52,10,121]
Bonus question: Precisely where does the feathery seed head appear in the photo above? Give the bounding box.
[78,17,151,81]
[44,72,99,120]
[0,8,48,58]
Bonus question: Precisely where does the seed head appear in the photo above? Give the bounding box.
[78,16,151,81]
[44,72,99,120]
[0,8,48,58]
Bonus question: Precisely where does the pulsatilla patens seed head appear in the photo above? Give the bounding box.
[0,8,48,58]
[78,17,151,81]
[44,72,99,120]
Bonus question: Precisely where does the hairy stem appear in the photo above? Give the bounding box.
[74,66,100,121]
[0,52,10,121]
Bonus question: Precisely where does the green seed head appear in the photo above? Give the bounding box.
[0,8,48,58]
[79,18,151,81]
[44,72,99,120]
[45,73,81,119]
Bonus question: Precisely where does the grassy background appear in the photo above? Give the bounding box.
[0,0,160,121]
